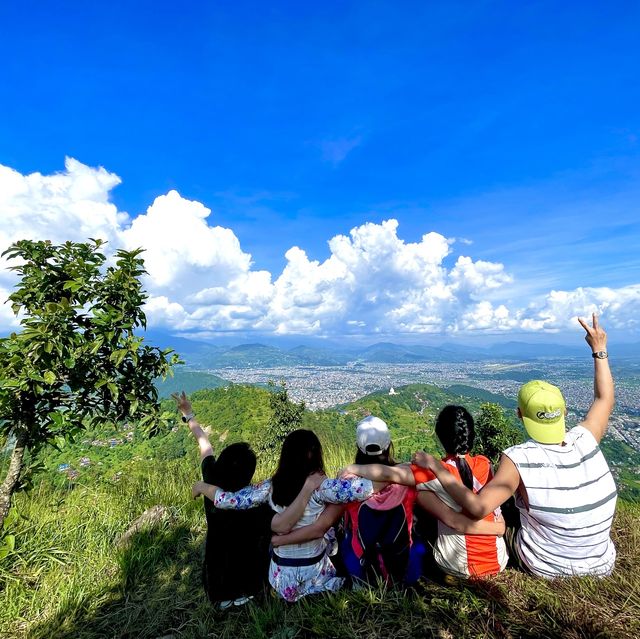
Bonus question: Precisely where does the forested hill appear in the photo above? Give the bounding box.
[35,382,503,489]
[33,382,640,501]
[155,369,228,397]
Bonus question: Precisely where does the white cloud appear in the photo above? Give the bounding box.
[266,221,512,335]
[518,285,640,332]
[120,189,254,295]
[1,158,639,338]
[0,286,20,331]
[144,295,191,330]
[0,157,125,289]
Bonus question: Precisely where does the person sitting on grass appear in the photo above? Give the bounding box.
[411,314,617,578]
[173,392,315,609]
[192,428,382,603]
[341,416,419,585]
[342,406,507,580]
[270,416,422,587]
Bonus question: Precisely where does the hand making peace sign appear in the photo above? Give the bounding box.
[577,313,607,354]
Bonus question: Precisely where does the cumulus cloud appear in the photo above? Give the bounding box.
[518,285,640,332]
[120,189,258,296]
[0,158,638,338]
[266,221,513,335]
[0,157,126,287]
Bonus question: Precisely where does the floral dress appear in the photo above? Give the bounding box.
[214,477,374,602]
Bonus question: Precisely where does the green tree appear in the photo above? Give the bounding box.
[474,402,522,466]
[0,239,179,529]
[258,380,305,452]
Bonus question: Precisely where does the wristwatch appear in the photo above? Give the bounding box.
[181,412,195,423]
[592,351,608,359]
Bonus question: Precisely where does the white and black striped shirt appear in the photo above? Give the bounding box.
[504,426,617,578]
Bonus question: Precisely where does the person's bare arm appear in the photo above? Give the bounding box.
[271,472,326,533]
[172,391,213,461]
[271,504,345,547]
[417,492,505,535]
[193,480,218,501]
[412,452,520,519]
[577,314,614,443]
[342,463,416,486]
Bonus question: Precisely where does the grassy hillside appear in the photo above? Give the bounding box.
[1,383,639,638]
[341,383,523,461]
[155,368,229,398]
[1,452,638,638]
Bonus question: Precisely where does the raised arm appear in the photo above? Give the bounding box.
[172,391,213,461]
[417,492,505,536]
[271,472,326,534]
[412,452,520,520]
[272,504,345,547]
[577,314,614,443]
[342,463,416,486]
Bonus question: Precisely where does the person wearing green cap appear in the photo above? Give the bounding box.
[411,314,617,578]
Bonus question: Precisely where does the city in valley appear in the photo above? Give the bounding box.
[206,359,640,455]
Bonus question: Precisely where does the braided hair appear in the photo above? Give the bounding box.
[434,405,476,490]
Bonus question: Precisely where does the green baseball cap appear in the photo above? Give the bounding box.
[518,380,566,444]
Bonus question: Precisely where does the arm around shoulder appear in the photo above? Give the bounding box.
[212,480,272,510]
[343,463,416,486]
[272,504,345,547]
[271,473,325,533]
[411,451,519,520]
[418,492,505,536]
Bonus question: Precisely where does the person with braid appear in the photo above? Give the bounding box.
[414,315,617,578]
[342,406,507,579]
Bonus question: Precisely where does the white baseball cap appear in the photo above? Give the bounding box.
[356,415,391,455]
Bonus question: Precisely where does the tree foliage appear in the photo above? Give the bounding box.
[257,381,305,452]
[0,239,179,528]
[474,402,522,465]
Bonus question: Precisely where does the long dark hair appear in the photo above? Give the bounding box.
[435,405,475,491]
[209,442,257,492]
[271,430,325,507]
[354,442,396,466]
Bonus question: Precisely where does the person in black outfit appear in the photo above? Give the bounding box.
[173,392,273,608]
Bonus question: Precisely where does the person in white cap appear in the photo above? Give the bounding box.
[341,415,419,584]
[343,407,508,581]
[356,415,392,456]
[266,416,409,585]
[412,314,617,578]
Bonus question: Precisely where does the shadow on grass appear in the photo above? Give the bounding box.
[27,507,640,639]
[27,523,216,639]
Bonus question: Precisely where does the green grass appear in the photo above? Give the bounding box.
[2,383,640,638]
[1,443,639,639]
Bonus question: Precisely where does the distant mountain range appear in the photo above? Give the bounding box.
[143,331,640,369]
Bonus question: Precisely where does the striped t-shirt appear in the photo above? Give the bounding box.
[504,425,617,578]
[412,455,508,578]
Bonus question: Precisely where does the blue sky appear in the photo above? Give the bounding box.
[0,1,639,342]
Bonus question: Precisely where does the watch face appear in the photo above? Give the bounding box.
[594,351,608,359]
